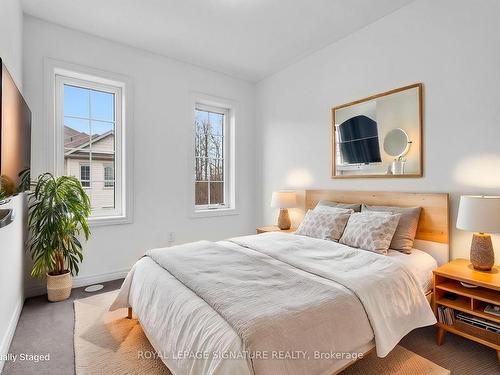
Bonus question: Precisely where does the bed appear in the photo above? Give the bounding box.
[111,190,449,375]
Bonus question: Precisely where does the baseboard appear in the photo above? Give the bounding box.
[24,268,130,298]
[0,298,24,374]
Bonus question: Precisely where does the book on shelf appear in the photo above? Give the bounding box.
[437,306,455,325]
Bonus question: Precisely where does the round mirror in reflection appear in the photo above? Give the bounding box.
[383,128,410,157]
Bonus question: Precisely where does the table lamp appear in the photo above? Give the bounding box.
[456,195,500,271]
[271,191,297,230]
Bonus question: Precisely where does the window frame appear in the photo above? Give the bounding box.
[189,93,237,218]
[194,103,229,210]
[56,75,122,219]
[47,58,133,226]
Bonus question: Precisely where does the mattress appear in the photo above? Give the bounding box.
[387,248,438,293]
[112,235,436,375]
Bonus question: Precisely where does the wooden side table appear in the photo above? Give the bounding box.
[433,258,500,363]
[256,226,296,234]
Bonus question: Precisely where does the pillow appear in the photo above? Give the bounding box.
[316,200,361,212]
[339,212,401,255]
[314,205,354,215]
[362,204,422,253]
[296,209,352,241]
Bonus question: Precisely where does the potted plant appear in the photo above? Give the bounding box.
[27,173,91,301]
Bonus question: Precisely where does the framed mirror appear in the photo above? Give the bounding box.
[332,83,423,178]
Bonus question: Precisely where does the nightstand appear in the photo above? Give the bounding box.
[256,226,296,234]
[433,259,500,363]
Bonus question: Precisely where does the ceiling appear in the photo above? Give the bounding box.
[22,0,414,82]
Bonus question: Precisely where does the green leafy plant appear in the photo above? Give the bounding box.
[0,168,31,201]
[28,173,91,278]
[18,168,31,193]
[0,175,8,202]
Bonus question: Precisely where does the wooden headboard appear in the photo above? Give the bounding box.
[305,190,449,244]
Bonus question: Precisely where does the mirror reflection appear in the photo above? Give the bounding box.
[332,84,422,178]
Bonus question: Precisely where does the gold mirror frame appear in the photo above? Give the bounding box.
[331,83,423,179]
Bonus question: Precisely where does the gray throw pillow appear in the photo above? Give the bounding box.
[361,204,422,254]
[316,200,361,212]
[296,209,352,241]
[339,212,401,255]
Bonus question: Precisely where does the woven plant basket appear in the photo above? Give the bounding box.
[47,271,72,302]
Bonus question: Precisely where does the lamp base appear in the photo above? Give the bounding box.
[277,208,291,230]
[470,233,495,271]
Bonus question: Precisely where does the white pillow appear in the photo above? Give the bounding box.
[296,209,352,241]
[339,212,401,254]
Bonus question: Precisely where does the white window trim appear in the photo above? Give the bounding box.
[56,74,123,218]
[189,93,238,218]
[194,103,229,210]
[44,58,134,226]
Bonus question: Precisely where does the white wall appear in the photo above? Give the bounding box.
[256,0,500,261]
[0,0,22,89]
[0,0,24,370]
[23,16,257,294]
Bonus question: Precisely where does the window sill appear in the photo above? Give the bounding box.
[88,214,132,227]
[190,207,239,219]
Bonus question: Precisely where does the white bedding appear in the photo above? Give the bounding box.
[387,248,438,293]
[111,234,436,375]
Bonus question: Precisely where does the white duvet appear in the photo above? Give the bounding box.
[111,233,436,375]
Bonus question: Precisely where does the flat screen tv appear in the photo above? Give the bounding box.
[337,115,381,164]
[0,58,31,195]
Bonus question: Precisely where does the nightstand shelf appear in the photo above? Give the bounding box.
[436,322,500,350]
[433,259,500,361]
[435,295,471,314]
[435,281,500,306]
[256,226,296,234]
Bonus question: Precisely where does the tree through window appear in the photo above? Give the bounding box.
[194,105,227,209]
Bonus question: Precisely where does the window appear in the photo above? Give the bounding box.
[194,103,231,212]
[80,164,90,188]
[56,74,124,220]
[104,164,114,188]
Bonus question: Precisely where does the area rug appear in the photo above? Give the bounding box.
[74,291,450,375]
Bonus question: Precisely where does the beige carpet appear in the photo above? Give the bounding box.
[74,291,450,375]
[340,345,450,375]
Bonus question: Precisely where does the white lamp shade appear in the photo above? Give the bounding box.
[456,195,500,233]
[271,191,297,209]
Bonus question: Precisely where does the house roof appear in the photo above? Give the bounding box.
[64,126,114,156]
[64,126,98,149]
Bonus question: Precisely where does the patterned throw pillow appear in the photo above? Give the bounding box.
[362,204,421,254]
[339,212,401,254]
[295,209,352,241]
